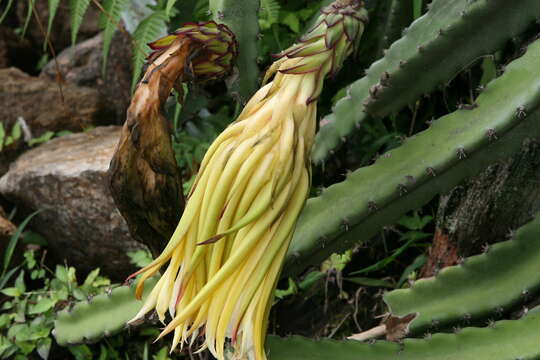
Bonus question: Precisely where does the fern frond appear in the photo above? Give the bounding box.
[165,0,178,16]
[69,0,91,46]
[0,0,15,24]
[130,10,168,92]
[101,0,130,74]
[261,0,280,25]
[45,0,61,50]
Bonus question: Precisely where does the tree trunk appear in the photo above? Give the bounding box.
[422,139,540,277]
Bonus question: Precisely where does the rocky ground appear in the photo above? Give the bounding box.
[0,1,139,281]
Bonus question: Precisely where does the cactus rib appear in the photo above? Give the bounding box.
[312,0,540,163]
[384,211,540,335]
[266,308,540,360]
[209,0,260,103]
[285,36,540,277]
[53,278,157,346]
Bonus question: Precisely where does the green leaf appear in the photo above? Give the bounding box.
[14,271,25,293]
[14,297,27,323]
[0,314,9,328]
[14,340,35,356]
[1,287,21,297]
[397,212,433,231]
[18,325,50,341]
[55,130,74,137]
[131,10,169,92]
[69,0,91,46]
[21,231,47,246]
[260,0,280,29]
[397,254,427,288]
[165,0,178,16]
[0,122,5,152]
[281,12,300,33]
[298,271,325,290]
[22,0,35,37]
[28,298,57,315]
[72,288,87,301]
[152,347,171,360]
[126,250,152,268]
[2,210,41,278]
[68,344,93,360]
[30,269,46,280]
[0,266,21,291]
[27,131,54,147]
[36,338,51,360]
[83,268,100,288]
[0,0,15,25]
[54,266,70,283]
[98,344,110,360]
[350,237,419,275]
[10,122,21,141]
[321,251,352,273]
[344,277,394,288]
[274,278,298,300]
[101,0,131,74]
[23,251,36,270]
[45,0,61,50]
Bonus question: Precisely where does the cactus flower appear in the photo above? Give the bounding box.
[128,1,367,359]
[109,21,238,257]
[147,21,238,81]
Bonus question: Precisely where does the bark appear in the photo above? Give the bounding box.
[422,139,540,276]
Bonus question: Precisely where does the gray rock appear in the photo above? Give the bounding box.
[40,31,133,123]
[0,126,144,280]
[0,67,115,137]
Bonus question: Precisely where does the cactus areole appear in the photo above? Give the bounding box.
[127,2,367,359]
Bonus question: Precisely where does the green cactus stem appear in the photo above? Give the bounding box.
[285,36,540,277]
[312,0,540,164]
[209,0,261,103]
[266,307,540,360]
[359,0,414,65]
[53,278,157,346]
[384,211,540,335]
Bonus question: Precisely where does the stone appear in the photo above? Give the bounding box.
[40,31,133,122]
[0,126,144,280]
[0,67,115,138]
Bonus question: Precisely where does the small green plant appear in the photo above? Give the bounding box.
[0,122,22,153]
[0,121,73,153]
[0,248,111,359]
